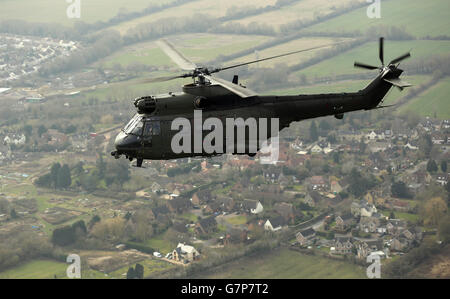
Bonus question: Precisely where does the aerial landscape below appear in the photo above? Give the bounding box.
[0,0,449,285]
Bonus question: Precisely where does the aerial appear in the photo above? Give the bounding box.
[0,0,448,288]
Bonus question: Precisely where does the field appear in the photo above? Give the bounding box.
[0,0,175,26]
[230,0,363,29]
[398,77,450,119]
[304,0,450,38]
[227,37,352,68]
[0,259,68,279]
[109,0,278,35]
[97,33,271,69]
[196,248,367,279]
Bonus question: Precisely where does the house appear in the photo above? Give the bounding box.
[351,200,377,217]
[390,237,409,251]
[307,176,328,190]
[303,191,322,207]
[335,213,355,231]
[274,202,294,223]
[386,219,407,235]
[356,238,384,259]
[172,243,200,263]
[330,181,342,194]
[334,237,354,255]
[264,216,286,232]
[167,197,192,214]
[195,216,217,235]
[216,196,235,212]
[295,228,316,246]
[242,199,264,214]
[359,216,381,233]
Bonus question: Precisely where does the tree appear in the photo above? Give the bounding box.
[88,215,101,229]
[126,267,136,279]
[441,160,447,173]
[309,121,318,142]
[391,181,412,199]
[438,216,450,244]
[426,159,438,173]
[57,164,72,189]
[422,197,448,227]
[389,211,396,219]
[50,163,61,189]
[134,263,144,279]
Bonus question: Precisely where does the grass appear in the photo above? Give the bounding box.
[397,76,450,119]
[197,248,366,278]
[110,0,278,35]
[0,0,175,26]
[225,215,247,225]
[0,259,67,279]
[106,258,176,278]
[304,0,450,38]
[381,210,421,223]
[145,234,176,254]
[231,0,359,29]
[97,33,271,69]
[226,37,352,68]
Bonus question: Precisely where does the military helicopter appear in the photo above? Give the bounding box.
[111,37,411,167]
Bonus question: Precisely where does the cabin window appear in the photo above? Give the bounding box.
[143,121,161,136]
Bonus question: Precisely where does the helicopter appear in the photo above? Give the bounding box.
[111,37,411,167]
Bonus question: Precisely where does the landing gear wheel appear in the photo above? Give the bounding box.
[136,158,143,167]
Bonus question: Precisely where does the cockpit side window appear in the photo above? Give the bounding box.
[143,121,161,136]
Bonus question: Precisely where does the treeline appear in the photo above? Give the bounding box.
[0,232,65,272]
[35,162,71,189]
[167,161,201,177]
[0,0,196,40]
[220,0,299,22]
[39,30,122,76]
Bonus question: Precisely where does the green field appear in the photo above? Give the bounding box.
[0,260,67,279]
[197,248,366,279]
[296,40,450,78]
[98,33,271,69]
[109,0,277,35]
[0,0,175,26]
[231,0,361,29]
[398,76,450,119]
[304,0,450,38]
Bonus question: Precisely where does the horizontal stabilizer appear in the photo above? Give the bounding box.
[383,78,412,89]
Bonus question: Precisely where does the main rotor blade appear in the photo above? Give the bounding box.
[156,39,197,71]
[211,42,346,73]
[354,62,379,70]
[379,37,384,66]
[139,74,191,83]
[203,75,257,98]
[389,52,411,65]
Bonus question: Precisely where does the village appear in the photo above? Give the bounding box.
[0,100,448,277]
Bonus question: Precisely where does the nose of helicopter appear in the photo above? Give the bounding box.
[114,131,140,153]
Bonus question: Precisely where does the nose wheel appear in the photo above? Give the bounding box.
[136,158,143,167]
